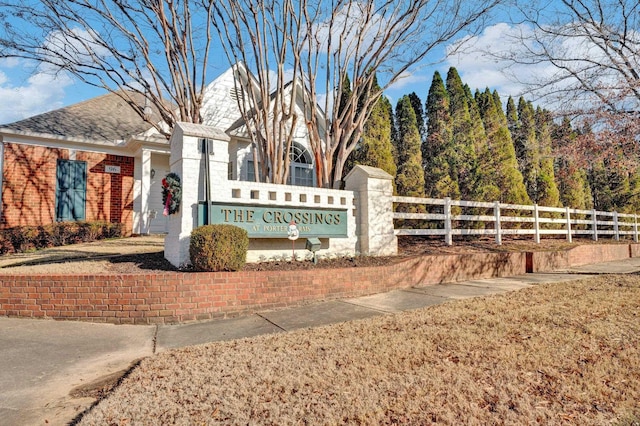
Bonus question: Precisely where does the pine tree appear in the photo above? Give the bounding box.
[476,89,530,204]
[423,71,460,199]
[394,95,425,198]
[446,68,478,199]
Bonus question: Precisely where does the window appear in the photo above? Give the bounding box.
[243,143,315,186]
[291,163,314,187]
[289,143,315,187]
[55,159,87,222]
[246,159,259,182]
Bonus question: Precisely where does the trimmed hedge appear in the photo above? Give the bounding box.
[190,224,248,272]
[0,221,123,255]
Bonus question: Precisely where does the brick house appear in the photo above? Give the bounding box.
[0,64,320,235]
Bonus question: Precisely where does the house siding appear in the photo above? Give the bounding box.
[1,143,134,234]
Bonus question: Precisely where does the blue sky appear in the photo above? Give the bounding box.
[0,6,550,125]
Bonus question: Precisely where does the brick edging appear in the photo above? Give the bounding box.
[1,244,636,324]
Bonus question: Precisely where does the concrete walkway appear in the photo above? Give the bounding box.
[1,258,640,425]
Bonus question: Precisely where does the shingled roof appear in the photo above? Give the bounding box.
[0,91,158,143]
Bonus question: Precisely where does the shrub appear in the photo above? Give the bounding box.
[0,220,125,256]
[190,224,248,272]
[0,232,14,255]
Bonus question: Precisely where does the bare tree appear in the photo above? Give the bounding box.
[497,0,640,169]
[211,0,498,188]
[500,0,640,116]
[0,0,214,136]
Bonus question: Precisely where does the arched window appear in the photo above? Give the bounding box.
[289,143,314,187]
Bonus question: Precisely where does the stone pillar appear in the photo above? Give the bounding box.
[164,122,230,267]
[344,165,397,256]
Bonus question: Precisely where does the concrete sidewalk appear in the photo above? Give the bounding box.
[1,259,639,425]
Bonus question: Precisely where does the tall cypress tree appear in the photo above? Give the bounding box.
[476,89,530,204]
[512,97,542,203]
[465,84,487,156]
[446,68,478,199]
[553,117,592,209]
[534,106,561,207]
[394,95,425,198]
[408,92,426,142]
[423,71,460,199]
[589,160,632,211]
[347,96,397,178]
[343,74,396,179]
[506,96,518,136]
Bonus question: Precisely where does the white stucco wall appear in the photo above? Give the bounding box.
[199,64,321,186]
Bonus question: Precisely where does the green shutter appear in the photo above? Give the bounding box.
[56,159,86,221]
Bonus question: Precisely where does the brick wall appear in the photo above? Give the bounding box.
[1,244,636,325]
[1,143,134,234]
[527,243,639,272]
[1,144,61,227]
[0,251,526,324]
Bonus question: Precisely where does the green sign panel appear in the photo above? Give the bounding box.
[198,202,348,238]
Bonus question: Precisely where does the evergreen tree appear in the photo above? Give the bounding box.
[506,96,518,136]
[512,97,543,203]
[534,107,561,206]
[446,68,478,199]
[347,94,397,177]
[408,92,425,142]
[394,95,425,198]
[423,71,460,199]
[552,117,592,209]
[476,89,530,204]
[465,85,487,155]
[337,74,352,119]
[343,74,396,179]
[588,160,632,211]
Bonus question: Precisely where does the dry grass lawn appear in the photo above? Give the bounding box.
[79,275,640,425]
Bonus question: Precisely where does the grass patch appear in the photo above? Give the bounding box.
[79,275,640,425]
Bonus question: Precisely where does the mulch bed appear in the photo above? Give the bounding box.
[105,236,625,273]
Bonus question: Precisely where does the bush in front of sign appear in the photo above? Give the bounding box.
[189,224,248,272]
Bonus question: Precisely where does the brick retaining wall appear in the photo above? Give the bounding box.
[0,244,636,324]
[0,251,525,324]
[527,243,640,273]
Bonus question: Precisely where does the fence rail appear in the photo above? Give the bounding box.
[392,196,639,245]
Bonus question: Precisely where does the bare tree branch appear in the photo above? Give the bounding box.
[0,0,215,137]
[212,0,498,187]
[497,0,640,117]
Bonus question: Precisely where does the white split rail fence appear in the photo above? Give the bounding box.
[392,196,640,245]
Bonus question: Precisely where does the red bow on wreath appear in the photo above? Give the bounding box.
[162,178,172,216]
[161,173,182,216]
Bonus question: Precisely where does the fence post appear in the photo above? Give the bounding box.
[444,197,452,246]
[565,206,572,243]
[344,165,397,256]
[494,201,502,245]
[534,204,541,244]
[634,215,639,243]
[592,209,598,241]
[614,211,620,241]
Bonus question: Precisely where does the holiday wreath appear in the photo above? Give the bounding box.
[162,172,182,216]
